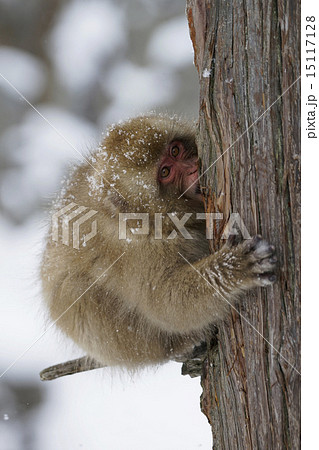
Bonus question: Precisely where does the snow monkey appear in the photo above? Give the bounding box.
[40,114,277,376]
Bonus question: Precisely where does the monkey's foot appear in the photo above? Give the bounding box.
[180,342,208,378]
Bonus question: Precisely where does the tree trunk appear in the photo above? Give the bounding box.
[186,0,300,448]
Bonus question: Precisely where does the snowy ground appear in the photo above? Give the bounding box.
[0,217,212,449]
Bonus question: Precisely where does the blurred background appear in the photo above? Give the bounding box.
[0,0,211,448]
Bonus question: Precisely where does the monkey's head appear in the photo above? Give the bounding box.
[96,114,202,211]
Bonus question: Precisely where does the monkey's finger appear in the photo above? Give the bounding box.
[242,235,263,253]
[251,256,278,274]
[244,238,276,261]
[256,272,277,286]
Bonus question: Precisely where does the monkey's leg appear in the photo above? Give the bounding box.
[40,356,104,381]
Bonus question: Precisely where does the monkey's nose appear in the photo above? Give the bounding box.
[184,158,198,174]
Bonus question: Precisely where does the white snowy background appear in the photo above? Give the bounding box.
[0,0,212,448]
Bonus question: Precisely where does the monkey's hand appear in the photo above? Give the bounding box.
[217,234,277,289]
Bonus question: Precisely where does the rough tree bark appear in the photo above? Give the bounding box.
[186,0,300,448]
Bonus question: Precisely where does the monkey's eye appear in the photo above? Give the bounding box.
[160,167,170,178]
[171,146,180,157]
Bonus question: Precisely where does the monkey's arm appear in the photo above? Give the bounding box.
[128,236,276,334]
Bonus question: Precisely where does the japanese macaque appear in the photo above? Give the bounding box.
[40,114,276,378]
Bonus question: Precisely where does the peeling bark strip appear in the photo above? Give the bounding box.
[186,0,300,448]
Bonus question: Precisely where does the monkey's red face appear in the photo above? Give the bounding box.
[158,141,201,201]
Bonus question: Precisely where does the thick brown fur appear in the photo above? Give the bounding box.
[41,114,276,369]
